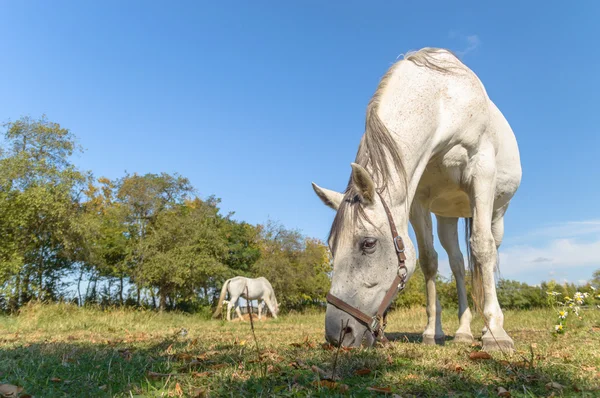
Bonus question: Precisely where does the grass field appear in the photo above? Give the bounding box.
[1,303,599,397]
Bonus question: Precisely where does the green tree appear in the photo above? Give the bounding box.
[138,198,228,310]
[77,177,130,305]
[114,172,193,306]
[0,116,88,310]
[591,269,600,288]
[252,221,331,311]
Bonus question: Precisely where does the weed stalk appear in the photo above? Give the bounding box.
[246,286,266,377]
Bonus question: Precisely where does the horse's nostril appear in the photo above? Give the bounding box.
[343,326,353,335]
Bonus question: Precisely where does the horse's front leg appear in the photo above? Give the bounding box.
[258,300,263,320]
[410,202,444,345]
[468,146,514,352]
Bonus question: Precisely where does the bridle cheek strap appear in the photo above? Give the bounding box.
[326,192,408,339]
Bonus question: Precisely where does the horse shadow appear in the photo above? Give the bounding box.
[385,331,456,345]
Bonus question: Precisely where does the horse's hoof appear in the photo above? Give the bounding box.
[453,333,474,344]
[422,334,445,345]
[482,336,514,352]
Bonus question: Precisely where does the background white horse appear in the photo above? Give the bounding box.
[212,276,279,321]
[312,48,521,351]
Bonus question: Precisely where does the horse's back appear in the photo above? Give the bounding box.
[380,48,521,215]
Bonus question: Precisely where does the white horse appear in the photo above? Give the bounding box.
[312,48,521,351]
[212,276,279,321]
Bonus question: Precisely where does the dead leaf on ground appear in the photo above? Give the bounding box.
[469,351,492,360]
[210,363,229,370]
[0,383,24,397]
[289,360,308,369]
[196,351,218,360]
[497,386,511,397]
[367,386,393,393]
[50,377,62,382]
[191,388,206,398]
[448,364,464,373]
[312,380,349,392]
[321,343,335,351]
[512,360,531,369]
[546,382,564,391]
[260,350,283,361]
[354,368,372,376]
[118,349,133,361]
[174,353,194,361]
[311,365,338,381]
[191,371,213,378]
[173,382,183,397]
[147,371,176,380]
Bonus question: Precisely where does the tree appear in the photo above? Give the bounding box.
[114,172,193,306]
[0,116,88,309]
[592,269,600,288]
[137,198,228,310]
[252,221,331,311]
[77,177,130,305]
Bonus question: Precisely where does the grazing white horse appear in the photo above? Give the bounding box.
[212,276,279,321]
[312,48,521,351]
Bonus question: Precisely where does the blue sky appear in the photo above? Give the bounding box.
[1,1,598,285]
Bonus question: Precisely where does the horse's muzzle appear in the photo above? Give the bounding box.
[325,304,376,347]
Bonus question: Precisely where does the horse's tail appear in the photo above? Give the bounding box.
[212,278,231,318]
[464,217,484,312]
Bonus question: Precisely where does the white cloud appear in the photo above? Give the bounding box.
[506,219,600,243]
[499,238,600,277]
[448,32,481,57]
[434,219,600,284]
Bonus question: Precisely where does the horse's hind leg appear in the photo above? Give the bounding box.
[226,299,234,321]
[468,145,514,352]
[234,301,244,320]
[228,293,241,321]
[258,300,262,320]
[410,201,444,345]
[437,216,473,343]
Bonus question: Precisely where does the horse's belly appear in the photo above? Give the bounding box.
[417,181,472,218]
[416,156,472,218]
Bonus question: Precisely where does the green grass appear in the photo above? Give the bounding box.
[1,303,599,397]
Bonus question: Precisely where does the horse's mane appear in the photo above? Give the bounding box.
[328,48,460,252]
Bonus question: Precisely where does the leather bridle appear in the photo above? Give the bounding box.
[326,191,408,340]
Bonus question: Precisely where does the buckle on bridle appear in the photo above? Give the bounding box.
[370,314,387,337]
[370,315,381,332]
[393,236,405,254]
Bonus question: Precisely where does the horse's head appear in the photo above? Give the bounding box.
[312,163,416,347]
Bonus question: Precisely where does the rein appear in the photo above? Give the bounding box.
[326,191,408,340]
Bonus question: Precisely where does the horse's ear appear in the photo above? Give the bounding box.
[312,182,343,210]
[350,163,375,205]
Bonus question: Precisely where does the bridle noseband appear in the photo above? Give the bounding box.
[326,191,408,340]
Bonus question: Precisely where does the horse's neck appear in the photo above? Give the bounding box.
[360,134,432,231]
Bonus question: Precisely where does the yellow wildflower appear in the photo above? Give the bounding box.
[558,311,567,319]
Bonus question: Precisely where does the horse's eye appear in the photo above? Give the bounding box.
[361,238,377,253]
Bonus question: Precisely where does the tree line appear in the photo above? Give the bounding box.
[1,116,597,315]
[0,116,331,313]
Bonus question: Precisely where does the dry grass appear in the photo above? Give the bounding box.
[1,303,599,397]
